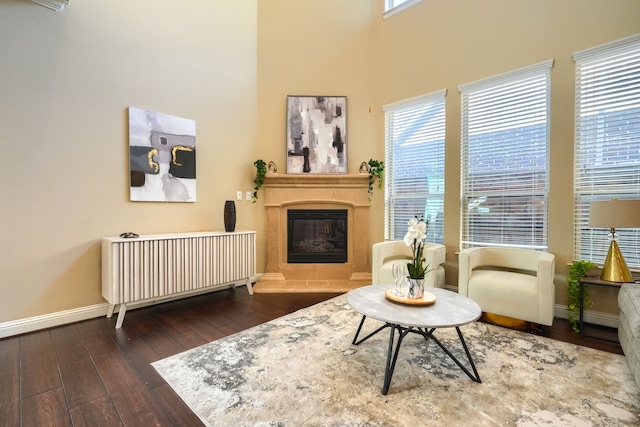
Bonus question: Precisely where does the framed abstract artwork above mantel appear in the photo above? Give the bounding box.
[286,95,347,174]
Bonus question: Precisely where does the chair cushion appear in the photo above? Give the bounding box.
[467,270,538,321]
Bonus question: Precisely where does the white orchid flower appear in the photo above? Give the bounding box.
[404,219,426,246]
[403,232,414,247]
[403,214,430,279]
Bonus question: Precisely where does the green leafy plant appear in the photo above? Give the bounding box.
[566,260,596,333]
[367,159,384,201]
[252,159,267,203]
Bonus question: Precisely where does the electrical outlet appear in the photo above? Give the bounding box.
[245,191,252,200]
[236,191,243,200]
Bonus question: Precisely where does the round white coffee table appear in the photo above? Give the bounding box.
[346,284,482,395]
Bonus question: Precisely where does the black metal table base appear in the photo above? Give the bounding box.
[352,315,481,395]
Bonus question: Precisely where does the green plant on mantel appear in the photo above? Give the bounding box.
[252,159,267,203]
[566,260,596,333]
[367,159,384,201]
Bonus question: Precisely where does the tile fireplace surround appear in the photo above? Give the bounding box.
[253,174,372,293]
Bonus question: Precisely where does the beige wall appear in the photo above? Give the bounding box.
[1,0,639,327]
[256,1,382,264]
[0,0,258,323]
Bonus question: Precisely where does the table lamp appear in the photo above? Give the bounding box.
[589,199,640,282]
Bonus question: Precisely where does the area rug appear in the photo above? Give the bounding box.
[152,295,640,426]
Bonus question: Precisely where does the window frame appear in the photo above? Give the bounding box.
[458,60,554,251]
[573,34,640,269]
[383,0,422,19]
[383,89,447,243]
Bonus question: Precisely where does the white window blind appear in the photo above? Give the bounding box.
[459,60,553,250]
[383,90,446,242]
[573,34,640,269]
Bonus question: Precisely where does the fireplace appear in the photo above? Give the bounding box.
[253,174,372,293]
[287,209,347,263]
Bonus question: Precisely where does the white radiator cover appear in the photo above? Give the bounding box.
[102,230,256,327]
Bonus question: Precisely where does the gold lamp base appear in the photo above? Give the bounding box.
[600,240,633,283]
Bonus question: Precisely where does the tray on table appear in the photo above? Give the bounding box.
[385,289,436,305]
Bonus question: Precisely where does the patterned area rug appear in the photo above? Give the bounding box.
[152,295,640,426]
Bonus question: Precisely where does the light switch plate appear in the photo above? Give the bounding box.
[246,191,252,200]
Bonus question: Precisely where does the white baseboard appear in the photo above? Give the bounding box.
[0,282,617,340]
[0,282,255,339]
[0,303,111,339]
[554,304,619,329]
[444,284,618,328]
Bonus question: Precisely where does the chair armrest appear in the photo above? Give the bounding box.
[457,247,484,296]
[537,252,556,324]
[422,243,446,287]
[537,252,555,283]
[372,241,411,285]
[372,240,445,286]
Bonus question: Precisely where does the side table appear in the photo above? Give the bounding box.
[579,276,630,342]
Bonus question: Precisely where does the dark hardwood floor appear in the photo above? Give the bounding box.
[0,288,623,427]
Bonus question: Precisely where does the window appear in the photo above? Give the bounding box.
[383,0,422,18]
[459,60,553,250]
[383,90,446,243]
[386,0,410,8]
[573,34,640,269]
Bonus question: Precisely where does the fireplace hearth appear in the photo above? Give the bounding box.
[287,209,347,263]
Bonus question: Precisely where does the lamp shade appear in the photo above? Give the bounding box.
[588,199,640,229]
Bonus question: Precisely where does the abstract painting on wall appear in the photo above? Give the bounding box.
[128,107,196,202]
[286,96,347,174]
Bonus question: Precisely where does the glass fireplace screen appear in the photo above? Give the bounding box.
[287,209,347,263]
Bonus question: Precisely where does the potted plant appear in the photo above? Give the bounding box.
[402,214,433,298]
[367,159,384,201]
[252,159,267,203]
[566,260,596,333]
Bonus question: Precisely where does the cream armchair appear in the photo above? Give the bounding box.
[458,247,556,326]
[372,240,446,288]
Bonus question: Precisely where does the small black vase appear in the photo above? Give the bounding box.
[224,200,236,232]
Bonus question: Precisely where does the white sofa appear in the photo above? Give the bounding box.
[372,240,446,288]
[458,247,556,326]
